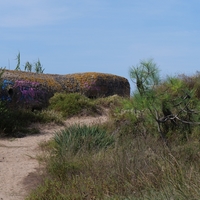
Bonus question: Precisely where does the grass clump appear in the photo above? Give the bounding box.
[53,124,115,156]
[49,92,100,117]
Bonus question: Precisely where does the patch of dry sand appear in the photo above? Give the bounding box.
[0,115,108,200]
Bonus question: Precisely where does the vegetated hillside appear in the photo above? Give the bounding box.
[1,58,200,199]
[26,70,200,200]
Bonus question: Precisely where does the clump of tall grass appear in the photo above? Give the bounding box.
[53,124,115,156]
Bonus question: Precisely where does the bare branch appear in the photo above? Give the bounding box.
[175,116,200,125]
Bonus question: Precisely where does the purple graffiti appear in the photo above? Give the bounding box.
[83,81,100,92]
[13,80,46,104]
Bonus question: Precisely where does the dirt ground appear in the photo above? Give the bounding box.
[0,114,108,200]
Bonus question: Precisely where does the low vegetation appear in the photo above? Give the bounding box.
[0,92,102,137]
[1,60,200,199]
[49,92,100,117]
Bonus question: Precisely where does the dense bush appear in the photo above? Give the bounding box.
[128,59,200,142]
[0,108,63,137]
[49,92,99,117]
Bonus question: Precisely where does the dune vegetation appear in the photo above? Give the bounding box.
[1,59,200,199]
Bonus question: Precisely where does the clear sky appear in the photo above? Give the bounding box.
[0,1,200,92]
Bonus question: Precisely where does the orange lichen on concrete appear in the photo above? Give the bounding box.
[1,70,130,109]
[2,70,62,91]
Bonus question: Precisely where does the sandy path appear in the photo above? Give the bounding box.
[0,115,108,200]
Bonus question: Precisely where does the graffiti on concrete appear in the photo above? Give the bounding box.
[1,79,14,101]
[1,70,130,110]
[13,80,47,106]
[1,79,48,109]
[82,80,101,98]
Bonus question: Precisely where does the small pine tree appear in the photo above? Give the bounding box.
[129,59,200,142]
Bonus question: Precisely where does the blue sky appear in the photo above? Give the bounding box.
[0,0,200,92]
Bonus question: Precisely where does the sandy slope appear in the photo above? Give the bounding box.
[0,115,108,200]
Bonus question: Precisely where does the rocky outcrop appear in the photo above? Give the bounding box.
[0,70,130,110]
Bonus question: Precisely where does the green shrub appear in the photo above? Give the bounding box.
[94,94,123,108]
[0,108,41,137]
[49,92,99,117]
[129,59,200,142]
[34,109,64,125]
[0,101,10,131]
[0,108,64,137]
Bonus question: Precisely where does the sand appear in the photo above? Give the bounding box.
[0,114,108,200]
